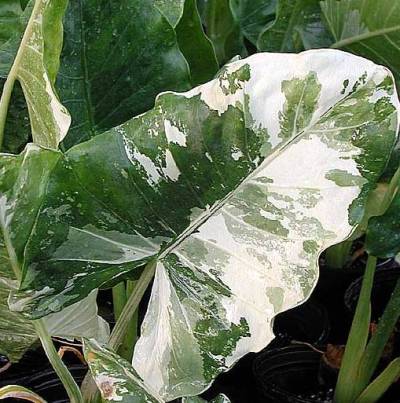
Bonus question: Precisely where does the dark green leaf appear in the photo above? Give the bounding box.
[229,0,277,45]
[57,0,191,149]
[366,186,400,258]
[202,0,247,65]
[176,0,219,85]
[258,0,333,52]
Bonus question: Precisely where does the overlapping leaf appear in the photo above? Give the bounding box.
[85,338,231,402]
[2,50,398,399]
[0,145,109,362]
[321,0,400,88]
[229,0,277,45]
[0,0,70,149]
[84,339,160,402]
[57,0,191,149]
[257,0,333,52]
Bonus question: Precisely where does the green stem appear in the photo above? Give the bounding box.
[33,320,83,403]
[334,255,377,403]
[358,276,400,388]
[112,282,127,321]
[117,280,139,361]
[382,164,400,210]
[109,261,156,351]
[325,240,353,269]
[81,262,156,401]
[0,0,42,149]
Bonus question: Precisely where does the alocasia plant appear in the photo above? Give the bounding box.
[1,48,397,401]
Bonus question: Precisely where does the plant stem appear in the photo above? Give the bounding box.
[0,0,42,149]
[117,280,139,361]
[325,240,353,269]
[109,261,156,351]
[112,282,127,321]
[33,320,83,403]
[358,276,400,388]
[334,254,377,403]
[382,164,400,210]
[81,262,156,401]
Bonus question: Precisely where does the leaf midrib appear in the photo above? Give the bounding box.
[331,24,400,49]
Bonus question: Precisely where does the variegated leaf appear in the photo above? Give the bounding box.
[3,0,70,148]
[2,50,398,399]
[0,145,108,362]
[84,339,160,402]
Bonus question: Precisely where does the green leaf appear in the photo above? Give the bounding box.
[257,0,333,52]
[0,80,30,154]
[0,145,109,362]
[3,50,398,399]
[321,0,400,88]
[354,358,400,403]
[175,0,219,85]
[57,0,191,149]
[84,338,160,402]
[202,0,247,65]
[366,186,400,258]
[0,0,32,76]
[153,0,185,27]
[0,1,24,47]
[0,0,70,149]
[229,0,277,45]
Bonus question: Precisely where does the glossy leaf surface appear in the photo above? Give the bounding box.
[258,0,333,52]
[3,50,398,399]
[0,145,108,362]
[57,0,191,149]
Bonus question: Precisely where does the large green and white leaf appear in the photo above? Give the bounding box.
[229,0,277,45]
[321,0,400,88]
[2,50,398,398]
[257,0,333,52]
[84,339,160,402]
[1,0,70,148]
[57,0,191,149]
[366,185,400,258]
[0,145,108,362]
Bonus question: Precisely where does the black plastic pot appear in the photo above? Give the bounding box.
[344,266,400,319]
[0,347,87,402]
[253,345,334,403]
[272,298,330,347]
